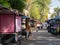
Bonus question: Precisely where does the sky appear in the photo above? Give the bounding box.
[48,0,60,19]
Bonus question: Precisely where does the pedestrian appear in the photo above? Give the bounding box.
[26,24,32,38]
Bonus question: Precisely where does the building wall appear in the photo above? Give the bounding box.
[0,14,14,34]
[16,16,21,32]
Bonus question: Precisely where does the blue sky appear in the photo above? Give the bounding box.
[49,0,60,14]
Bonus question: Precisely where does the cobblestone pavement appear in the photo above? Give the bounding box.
[21,30,60,45]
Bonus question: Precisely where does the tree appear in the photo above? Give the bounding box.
[29,0,51,22]
[50,7,60,18]
[30,3,40,20]
[0,0,10,8]
[0,0,26,12]
[54,7,60,14]
[8,0,26,12]
[50,13,57,18]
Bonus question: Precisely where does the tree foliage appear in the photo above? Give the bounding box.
[50,13,57,18]
[8,0,26,12]
[0,0,26,12]
[29,0,51,22]
[0,0,10,8]
[50,7,60,18]
[30,3,40,20]
[54,7,60,13]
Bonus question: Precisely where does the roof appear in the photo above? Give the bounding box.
[52,16,60,20]
[0,5,13,14]
[46,16,60,24]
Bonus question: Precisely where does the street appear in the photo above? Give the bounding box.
[21,30,60,45]
[0,0,60,45]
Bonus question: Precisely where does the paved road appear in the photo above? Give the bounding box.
[21,30,60,45]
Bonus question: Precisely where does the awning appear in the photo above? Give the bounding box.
[53,16,60,19]
[19,14,29,18]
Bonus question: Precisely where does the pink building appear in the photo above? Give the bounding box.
[0,5,21,44]
[0,7,21,34]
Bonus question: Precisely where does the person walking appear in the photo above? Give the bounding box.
[26,24,32,38]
